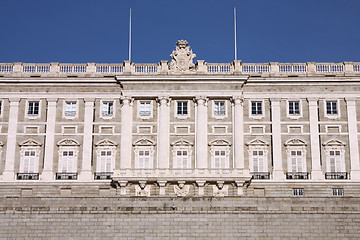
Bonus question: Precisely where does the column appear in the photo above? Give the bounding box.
[195,96,208,169]
[232,96,245,171]
[41,98,57,181]
[346,98,360,179]
[78,98,94,181]
[308,98,323,179]
[119,96,133,170]
[157,96,170,169]
[271,99,285,180]
[2,98,20,181]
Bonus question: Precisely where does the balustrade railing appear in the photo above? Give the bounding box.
[56,172,78,180]
[286,172,309,180]
[325,172,348,180]
[251,172,270,180]
[94,172,113,180]
[1,61,359,76]
[17,173,39,180]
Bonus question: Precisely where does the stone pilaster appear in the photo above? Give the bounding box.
[78,98,94,181]
[119,97,133,170]
[346,98,360,179]
[2,98,20,181]
[271,99,285,180]
[157,96,170,169]
[41,98,58,181]
[308,98,323,179]
[195,96,208,169]
[232,96,245,170]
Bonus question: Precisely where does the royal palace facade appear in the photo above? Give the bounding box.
[1,40,360,198]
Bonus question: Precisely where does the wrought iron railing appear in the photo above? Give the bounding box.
[325,172,348,180]
[286,172,309,180]
[94,172,113,180]
[56,172,78,180]
[17,173,39,180]
[251,172,270,180]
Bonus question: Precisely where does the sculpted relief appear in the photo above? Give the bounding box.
[169,40,196,74]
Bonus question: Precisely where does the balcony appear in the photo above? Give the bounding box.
[286,172,309,180]
[56,172,78,180]
[325,172,348,180]
[251,172,270,180]
[17,173,39,180]
[94,172,113,180]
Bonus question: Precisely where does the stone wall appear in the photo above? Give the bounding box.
[1,192,359,239]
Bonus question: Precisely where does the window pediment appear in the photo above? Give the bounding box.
[285,138,307,146]
[209,139,231,146]
[57,139,80,146]
[95,139,117,147]
[133,138,155,146]
[322,139,346,147]
[19,139,42,147]
[246,139,269,146]
[171,139,193,146]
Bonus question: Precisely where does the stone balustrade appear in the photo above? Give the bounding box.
[0,61,359,77]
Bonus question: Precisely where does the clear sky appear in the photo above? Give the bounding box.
[1,0,359,64]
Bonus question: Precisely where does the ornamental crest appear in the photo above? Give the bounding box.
[169,40,196,73]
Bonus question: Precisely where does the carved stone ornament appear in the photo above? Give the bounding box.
[169,40,196,74]
[212,185,229,197]
[173,184,190,197]
[57,139,80,146]
[135,184,151,197]
[19,139,42,147]
[95,139,117,147]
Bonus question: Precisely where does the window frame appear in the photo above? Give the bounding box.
[323,139,346,173]
[285,139,307,173]
[100,100,115,119]
[63,100,78,119]
[57,139,80,174]
[138,100,153,119]
[133,139,155,169]
[249,100,265,119]
[287,100,302,119]
[175,100,190,119]
[209,140,231,169]
[293,188,304,196]
[332,188,343,196]
[171,140,193,169]
[246,139,269,174]
[212,100,227,119]
[19,139,42,174]
[324,100,340,119]
[26,100,41,119]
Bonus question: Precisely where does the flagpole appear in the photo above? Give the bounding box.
[129,8,132,61]
[234,7,237,61]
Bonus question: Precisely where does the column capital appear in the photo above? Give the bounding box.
[307,97,318,103]
[345,97,357,104]
[121,96,134,106]
[46,98,58,103]
[194,96,208,106]
[8,97,20,103]
[156,96,171,106]
[231,96,244,105]
[83,97,95,103]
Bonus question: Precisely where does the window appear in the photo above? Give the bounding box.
[138,150,151,169]
[171,140,193,169]
[98,150,113,172]
[290,151,304,172]
[177,101,188,116]
[65,101,77,117]
[214,150,227,168]
[214,101,225,116]
[174,150,189,169]
[61,151,76,173]
[332,188,343,196]
[134,139,155,169]
[18,139,41,176]
[251,150,265,172]
[289,101,300,115]
[209,140,230,169]
[326,101,338,115]
[139,101,151,116]
[22,150,37,173]
[28,101,39,115]
[329,150,342,172]
[293,188,304,196]
[102,101,113,117]
[323,139,346,178]
[251,101,262,115]
[95,139,117,179]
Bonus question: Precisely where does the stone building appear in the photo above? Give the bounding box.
[0,40,360,239]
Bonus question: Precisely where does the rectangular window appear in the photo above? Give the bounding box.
[28,101,39,115]
[214,101,225,116]
[175,150,189,169]
[252,150,265,172]
[61,151,75,173]
[138,150,151,169]
[177,101,188,115]
[99,150,112,172]
[23,150,36,173]
[332,188,343,196]
[326,101,338,115]
[289,101,300,115]
[290,150,303,172]
[293,188,304,196]
[213,150,227,168]
[139,101,151,116]
[329,150,342,172]
[251,102,262,115]
[65,101,77,116]
[102,102,113,116]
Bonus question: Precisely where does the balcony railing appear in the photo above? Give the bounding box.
[17,173,39,180]
[56,172,78,180]
[286,172,309,180]
[94,172,113,180]
[251,172,270,180]
[1,61,359,77]
[325,172,348,180]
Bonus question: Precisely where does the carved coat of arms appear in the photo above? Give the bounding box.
[169,40,196,74]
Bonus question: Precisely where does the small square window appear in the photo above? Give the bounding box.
[293,188,304,196]
[28,101,39,115]
[326,101,338,115]
[102,102,113,116]
[139,101,151,116]
[332,188,343,196]
[65,101,77,117]
[177,101,188,115]
[214,101,225,116]
[289,101,300,115]
[251,102,262,115]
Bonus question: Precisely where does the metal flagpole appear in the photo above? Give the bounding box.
[234,7,237,61]
[129,8,132,61]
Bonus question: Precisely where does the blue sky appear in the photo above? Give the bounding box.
[1,0,359,63]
